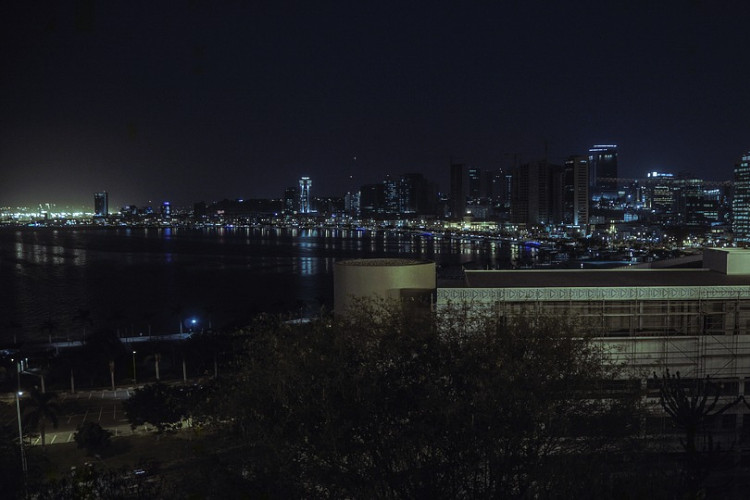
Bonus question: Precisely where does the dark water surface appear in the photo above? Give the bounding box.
[1,227,516,344]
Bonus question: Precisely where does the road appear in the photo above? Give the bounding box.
[1,387,136,446]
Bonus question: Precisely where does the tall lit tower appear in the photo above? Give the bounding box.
[564,156,589,227]
[733,152,750,244]
[588,145,618,196]
[299,177,312,214]
[94,191,108,217]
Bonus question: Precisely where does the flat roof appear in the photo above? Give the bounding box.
[457,269,750,289]
[336,258,433,267]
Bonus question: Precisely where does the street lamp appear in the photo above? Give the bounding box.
[15,390,27,474]
[132,350,137,385]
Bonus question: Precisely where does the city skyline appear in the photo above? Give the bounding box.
[2,2,750,208]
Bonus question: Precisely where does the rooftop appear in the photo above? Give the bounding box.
[336,258,433,267]
[457,268,750,289]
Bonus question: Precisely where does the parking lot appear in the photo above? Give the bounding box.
[1,388,136,446]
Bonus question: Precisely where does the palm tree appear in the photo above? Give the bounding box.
[41,316,57,343]
[203,305,215,331]
[108,308,127,337]
[4,319,22,345]
[142,310,157,336]
[72,308,93,341]
[22,389,61,449]
[171,304,184,334]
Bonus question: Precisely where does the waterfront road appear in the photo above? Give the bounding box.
[0,387,136,446]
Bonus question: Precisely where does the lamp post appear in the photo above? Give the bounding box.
[132,350,137,385]
[15,387,27,474]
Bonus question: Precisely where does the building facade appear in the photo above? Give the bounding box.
[299,177,312,214]
[733,152,750,243]
[437,249,750,386]
[510,160,563,226]
[563,156,589,227]
[94,191,108,217]
[589,144,618,197]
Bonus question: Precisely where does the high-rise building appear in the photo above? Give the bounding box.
[94,191,108,217]
[645,171,676,215]
[161,201,171,219]
[450,162,465,220]
[563,156,589,227]
[284,186,300,214]
[345,191,360,216]
[399,173,437,216]
[468,167,482,203]
[733,152,750,243]
[299,177,312,214]
[511,160,564,226]
[588,145,618,197]
[383,175,399,214]
[359,183,386,217]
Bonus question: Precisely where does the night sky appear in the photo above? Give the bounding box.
[2,1,750,209]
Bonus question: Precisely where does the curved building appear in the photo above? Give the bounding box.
[334,259,436,315]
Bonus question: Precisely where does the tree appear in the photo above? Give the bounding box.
[653,369,743,496]
[122,383,185,433]
[79,329,126,387]
[0,423,24,496]
[41,316,57,343]
[207,301,644,498]
[72,308,93,341]
[27,463,163,499]
[74,422,113,455]
[171,304,184,334]
[22,388,61,449]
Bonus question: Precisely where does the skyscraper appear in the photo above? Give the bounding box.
[511,160,563,226]
[359,183,386,216]
[94,191,108,217]
[588,145,618,197]
[564,156,589,227]
[733,152,750,244]
[284,186,300,214]
[450,162,465,220]
[399,173,436,216]
[383,175,399,214]
[299,177,312,214]
[468,167,482,203]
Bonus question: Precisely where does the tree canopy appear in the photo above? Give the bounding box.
[203,302,643,498]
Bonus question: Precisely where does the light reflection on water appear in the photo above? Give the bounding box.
[0,227,522,344]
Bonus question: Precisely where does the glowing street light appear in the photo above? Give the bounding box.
[132,350,137,385]
[188,317,199,332]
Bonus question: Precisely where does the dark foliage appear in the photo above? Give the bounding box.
[0,423,24,496]
[25,463,163,499]
[122,383,185,433]
[654,369,743,497]
[22,389,61,448]
[122,382,211,433]
[74,422,113,455]
[199,302,645,498]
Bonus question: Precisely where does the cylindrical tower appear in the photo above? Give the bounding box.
[333,258,436,316]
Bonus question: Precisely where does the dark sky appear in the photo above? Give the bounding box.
[2,1,750,209]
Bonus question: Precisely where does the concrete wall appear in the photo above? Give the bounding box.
[703,247,750,275]
[334,259,436,315]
